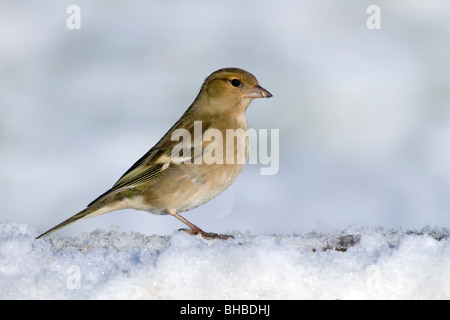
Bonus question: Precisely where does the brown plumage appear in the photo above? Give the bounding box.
[36,68,272,240]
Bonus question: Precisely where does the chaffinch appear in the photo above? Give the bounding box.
[37,68,272,240]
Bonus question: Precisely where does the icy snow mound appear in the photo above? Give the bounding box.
[1,222,450,299]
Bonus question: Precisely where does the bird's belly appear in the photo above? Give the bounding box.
[141,163,245,214]
[179,163,245,212]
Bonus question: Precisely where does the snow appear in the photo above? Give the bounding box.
[1,222,450,300]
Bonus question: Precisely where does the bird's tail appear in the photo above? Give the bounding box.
[36,203,113,239]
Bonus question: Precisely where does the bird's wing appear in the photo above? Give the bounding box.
[86,148,170,206]
[87,119,213,206]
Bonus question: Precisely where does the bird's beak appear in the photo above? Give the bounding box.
[243,85,273,99]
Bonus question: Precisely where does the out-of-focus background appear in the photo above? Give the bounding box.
[1,1,449,237]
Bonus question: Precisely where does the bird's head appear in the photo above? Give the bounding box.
[198,67,272,113]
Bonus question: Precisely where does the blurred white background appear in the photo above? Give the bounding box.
[1,1,449,236]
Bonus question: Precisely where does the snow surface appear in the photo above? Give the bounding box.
[1,222,450,300]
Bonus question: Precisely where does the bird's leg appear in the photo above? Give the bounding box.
[168,210,233,240]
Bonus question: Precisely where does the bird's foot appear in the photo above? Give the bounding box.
[179,228,234,240]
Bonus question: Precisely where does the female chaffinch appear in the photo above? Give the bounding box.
[37,68,272,240]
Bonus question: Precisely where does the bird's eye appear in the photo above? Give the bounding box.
[231,79,241,87]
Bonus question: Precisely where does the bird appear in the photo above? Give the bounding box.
[36,67,272,240]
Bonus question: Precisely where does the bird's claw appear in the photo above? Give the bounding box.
[178,228,234,240]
